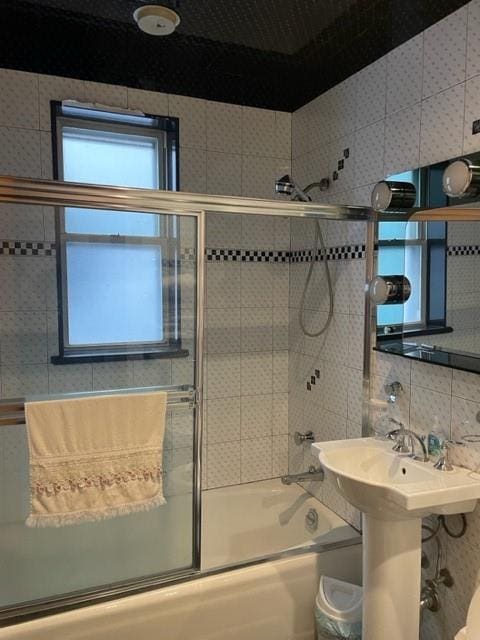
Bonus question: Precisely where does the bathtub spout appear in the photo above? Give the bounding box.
[281,466,324,485]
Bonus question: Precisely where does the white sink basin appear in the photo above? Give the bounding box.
[312,436,480,640]
[312,437,480,520]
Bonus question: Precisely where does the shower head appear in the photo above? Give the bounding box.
[275,174,296,196]
[274,174,330,201]
[274,174,311,201]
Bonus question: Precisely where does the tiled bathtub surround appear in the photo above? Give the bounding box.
[290,1,480,638]
[0,72,291,508]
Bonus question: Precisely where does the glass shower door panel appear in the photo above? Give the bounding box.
[0,204,199,609]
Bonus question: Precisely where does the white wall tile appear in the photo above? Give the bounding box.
[241,307,272,352]
[179,147,206,193]
[384,103,421,176]
[38,75,86,130]
[206,308,241,354]
[463,73,480,153]
[0,257,47,311]
[241,394,272,438]
[0,311,47,364]
[241,436,272,482]
[168,94,206,149]
[291,105,309,159]
[206,212,242,249]
[272,435,289,476]
[241,351,273,396]
[272,393,289,434]
[206,262,241,308]
[92,361,134,391]
[241,263,273,307]
[0,127,41,178]
[242,106,276,157]
[354,120,385,187]
[411,361,452,395]
[48,363,93,393]
[206,151,242,196]
[0,204,45,241]
[0,69,38,129]
[205,352,241,399]
[241,155,289,199]
[206,397,241,444]
[422,6,467,98]
[467,0,480,78]
[127,88,168,115]
[83,81,128,108]
[207,441,240,488]
[420,83,465,166]
[206,101,242,154]
[386,34,423,114]
[355,58,387,129]
[1,364,48,398]
[274,111,292,159]
[329,77,357,139]
[132,359,172,387]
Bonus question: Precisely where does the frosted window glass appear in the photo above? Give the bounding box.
[66,242,163,346]
[65,208,162,237]
[62,126,162,236]
[62,127,159,188]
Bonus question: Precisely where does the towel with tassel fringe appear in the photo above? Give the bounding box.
[25,391,168,527]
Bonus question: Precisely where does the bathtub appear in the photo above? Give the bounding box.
[202,478,357,569]
[0,480,361,640]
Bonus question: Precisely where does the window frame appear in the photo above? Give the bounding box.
[51,101,186,364]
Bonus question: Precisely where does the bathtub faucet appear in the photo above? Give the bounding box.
[281,465,324,485]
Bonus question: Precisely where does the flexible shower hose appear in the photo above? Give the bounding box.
[298,220,334,338]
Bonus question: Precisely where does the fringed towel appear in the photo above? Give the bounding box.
[25,391,168,528]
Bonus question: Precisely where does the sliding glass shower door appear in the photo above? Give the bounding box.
[0,201,202,614]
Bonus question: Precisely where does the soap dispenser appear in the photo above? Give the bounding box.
[427,417,446,458]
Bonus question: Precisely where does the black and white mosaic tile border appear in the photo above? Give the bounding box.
[206,248,289,262]
[0,241,56,256]
[447,245,480,256]
[206,244,366,263]
[0,241,366,262]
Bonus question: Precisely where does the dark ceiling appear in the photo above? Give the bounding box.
[0,0,471,111]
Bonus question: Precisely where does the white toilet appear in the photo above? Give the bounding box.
[455,585,480,639]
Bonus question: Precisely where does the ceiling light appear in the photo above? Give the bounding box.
[133,5,180,36]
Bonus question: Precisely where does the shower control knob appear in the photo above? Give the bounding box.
[371,180,416,211]
[369,275,411,305]
[442,158,480,198]
[294,431,315,446]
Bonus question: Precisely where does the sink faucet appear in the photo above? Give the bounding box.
[385,421,429,462]
[281,465,324,485]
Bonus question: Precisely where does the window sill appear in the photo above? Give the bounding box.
[51,348,190,365]
[377,326,453,341]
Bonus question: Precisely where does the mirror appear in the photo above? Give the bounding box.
[373,153,480,375]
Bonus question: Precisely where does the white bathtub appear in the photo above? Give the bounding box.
[202,478,357,568]
[0,480,361,640]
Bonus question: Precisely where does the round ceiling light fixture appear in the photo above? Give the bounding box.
[133,5,181,36]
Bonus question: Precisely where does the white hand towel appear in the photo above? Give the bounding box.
[25,391,168,527]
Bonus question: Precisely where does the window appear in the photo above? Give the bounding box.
[377,169,447,336]
[51,101,183,362]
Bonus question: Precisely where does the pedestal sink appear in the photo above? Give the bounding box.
[312,437,480,640]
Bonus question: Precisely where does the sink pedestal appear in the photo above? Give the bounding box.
[363,514,422,640]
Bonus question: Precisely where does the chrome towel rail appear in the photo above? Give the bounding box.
[0,385,197,427]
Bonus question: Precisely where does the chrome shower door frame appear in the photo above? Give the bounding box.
[0,175,374,625]
[0,176,206,624]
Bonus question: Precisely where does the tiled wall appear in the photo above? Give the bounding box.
[291,2,480,638]
[0,69,292,503]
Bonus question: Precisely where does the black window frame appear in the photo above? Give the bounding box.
[50,100,187,364]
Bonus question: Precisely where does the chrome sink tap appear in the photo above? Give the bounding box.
[386,421,429,462]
